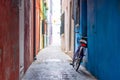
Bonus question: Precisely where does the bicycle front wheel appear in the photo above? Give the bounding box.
[73,49,83,71]
[73,57,81,71]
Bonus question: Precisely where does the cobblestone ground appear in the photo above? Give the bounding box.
[22,45,97,80]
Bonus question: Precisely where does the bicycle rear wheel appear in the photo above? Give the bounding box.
[74,58,80,71]
[73,49,83,71]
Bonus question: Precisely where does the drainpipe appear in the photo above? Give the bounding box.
[33,0,37,60]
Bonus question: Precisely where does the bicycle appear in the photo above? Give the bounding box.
[72,37,87,71]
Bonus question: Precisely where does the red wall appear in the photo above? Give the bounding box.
[0,0,36,79]
[36,0,40,54]
[0,1,19,80]
[24,0,34,72]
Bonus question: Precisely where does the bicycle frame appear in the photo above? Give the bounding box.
[72,37,87,71]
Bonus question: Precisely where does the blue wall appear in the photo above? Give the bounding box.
[74,0,87,51]
[87,0,120,79]
[74,0,80,51]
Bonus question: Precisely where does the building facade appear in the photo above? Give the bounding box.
[35,0,41,54]
[40,0,48,49]
[87,0,120,80]
[0,1,20,79]
[73,0,120,79]
[61,0,74,58]
[0,0,33,79]
[47,0,53,45]
[62,0,120,80]
[0,0,45,80]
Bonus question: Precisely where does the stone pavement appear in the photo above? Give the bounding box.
[22,45,97,80]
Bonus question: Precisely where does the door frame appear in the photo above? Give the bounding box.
[19,0,25,79]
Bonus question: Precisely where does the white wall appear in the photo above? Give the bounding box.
[61,0,74,57]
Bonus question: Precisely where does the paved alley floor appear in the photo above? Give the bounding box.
[22,45,97,80]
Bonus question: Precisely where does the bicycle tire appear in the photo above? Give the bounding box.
[73,48,83,71]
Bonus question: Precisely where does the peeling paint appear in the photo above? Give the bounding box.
[24,0,34,72]
[0,0,19,79]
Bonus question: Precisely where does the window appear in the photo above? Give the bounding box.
[76,0,80,26]
[60,13,65,35]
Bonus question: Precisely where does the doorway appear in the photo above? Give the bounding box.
[19,0,24,79]
[69,2,72,51]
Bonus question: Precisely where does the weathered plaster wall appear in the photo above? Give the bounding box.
[61,0,74,57]
[87,0,120,80]
[24,0,34,72]
[0,0,19,80]
[35,0,40,54]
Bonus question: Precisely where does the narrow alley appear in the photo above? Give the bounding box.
[1,0,120,80]
[22,45,96,80]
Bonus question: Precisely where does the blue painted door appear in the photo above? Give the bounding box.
[87,0,120,79]
[74,0,88,51]
[87,0,98,75]
[74,0,81,51]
